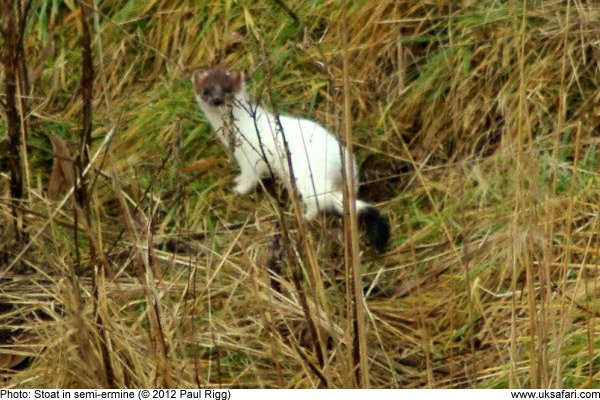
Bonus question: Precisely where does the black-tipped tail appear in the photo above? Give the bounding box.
[358,207,390,252]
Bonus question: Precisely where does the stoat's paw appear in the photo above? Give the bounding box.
[233,175,256,195]
[233,184,252,195]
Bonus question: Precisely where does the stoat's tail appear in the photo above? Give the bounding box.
[357,202,391,252]
[330,193,390,252]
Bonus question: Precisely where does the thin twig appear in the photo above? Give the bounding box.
[341,0,369,388]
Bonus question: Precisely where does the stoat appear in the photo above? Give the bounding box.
[192,66,390,251]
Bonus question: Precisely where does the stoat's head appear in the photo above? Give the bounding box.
[192,66,242,107]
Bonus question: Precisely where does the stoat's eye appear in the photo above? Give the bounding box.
[223,85,232,94]
[202,88,210,96]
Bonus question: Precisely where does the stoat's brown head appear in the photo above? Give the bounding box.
[192,67,242,107]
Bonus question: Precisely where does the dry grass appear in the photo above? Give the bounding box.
[1,0,600,388]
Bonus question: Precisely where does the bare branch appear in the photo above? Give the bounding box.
[1,0,24,241]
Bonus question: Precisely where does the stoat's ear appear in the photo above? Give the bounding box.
[192,67,210,90]
[225,68,242,87]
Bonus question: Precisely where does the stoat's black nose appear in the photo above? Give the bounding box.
[211,98,224,106]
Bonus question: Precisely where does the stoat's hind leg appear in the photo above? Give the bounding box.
[302,198,319,220]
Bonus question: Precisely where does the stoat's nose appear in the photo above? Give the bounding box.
[211,98,224,106]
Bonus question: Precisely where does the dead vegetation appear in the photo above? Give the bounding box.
[1,0,600,388]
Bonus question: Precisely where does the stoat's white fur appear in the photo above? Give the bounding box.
[193,67,390,250]
[195,84,371,220]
